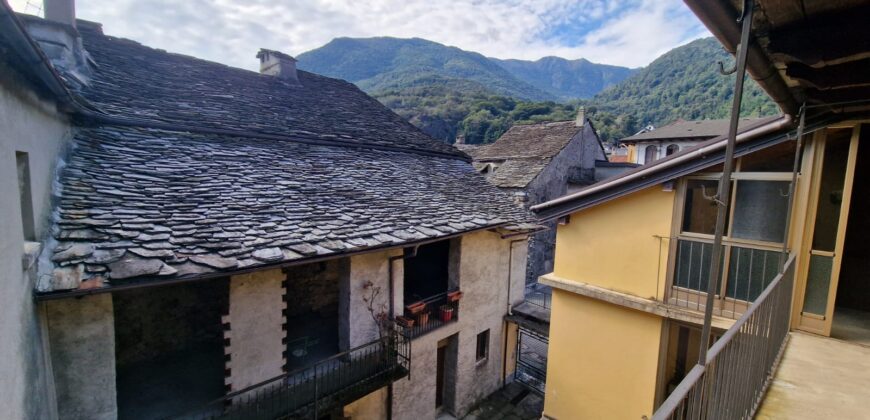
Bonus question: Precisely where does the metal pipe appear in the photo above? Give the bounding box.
[699,0,754,366]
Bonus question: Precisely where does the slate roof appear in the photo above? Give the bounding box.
[621,118,766,142]
[72,21,461,158]
[466,120,583,188]
[36,20,532,294]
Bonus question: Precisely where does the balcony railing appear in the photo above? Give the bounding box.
[399,289,460,339]
[524,283,552,310]
[668,238,783,319]
[177,326,410,420]
[653,254,795,420]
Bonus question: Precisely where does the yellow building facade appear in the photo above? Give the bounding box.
[535,121,870,419]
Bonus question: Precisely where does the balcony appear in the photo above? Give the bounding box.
[177,327,410,419]
[398,289,461,339]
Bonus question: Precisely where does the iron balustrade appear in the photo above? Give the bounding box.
[524,283,552,310]
[669,238,783,319]
[515,327,548,394]
[401,290,460,339]
[175,326,410,420]
[653,254,795,420]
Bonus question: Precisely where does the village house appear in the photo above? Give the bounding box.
[620,117,767,165]
[531,0,870,418]
[0,1,537,419]
[461,110,606,284]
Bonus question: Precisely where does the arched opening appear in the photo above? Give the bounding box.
[666,144,680,156]
[644,145,659,164]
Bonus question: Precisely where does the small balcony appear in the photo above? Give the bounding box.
[178,327,410,419]
[398,289,461,339]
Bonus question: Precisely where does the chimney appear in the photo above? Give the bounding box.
[44,0,76,28]
[575,106,586,127]
[257,49,299,84]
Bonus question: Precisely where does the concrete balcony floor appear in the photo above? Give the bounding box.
[756,331,870,419]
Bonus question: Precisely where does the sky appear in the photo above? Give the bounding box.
[10,0,710,70]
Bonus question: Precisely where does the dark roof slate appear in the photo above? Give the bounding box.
[41,125,530,292]
[73,22,462,157]
[470,120,581,161]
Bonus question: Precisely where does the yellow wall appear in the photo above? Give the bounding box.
[544,289,663,420]
[553,185,674,300]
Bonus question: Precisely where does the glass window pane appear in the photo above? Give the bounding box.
[802,254,833,315]
[682,180,727,235]
[812,129,852,252]
[725,246,780,302]
[674,240,722,293]
[731,181,790,243]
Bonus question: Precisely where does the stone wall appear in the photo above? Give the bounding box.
[391,231,527,419]
[224,269,286,391]
[286,259,345,318]
[0,61,71,420]
[44,294,117,420]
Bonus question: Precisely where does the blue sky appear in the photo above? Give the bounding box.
[11,0,710,70]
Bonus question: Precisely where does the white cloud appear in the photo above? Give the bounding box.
[10,0,709,70]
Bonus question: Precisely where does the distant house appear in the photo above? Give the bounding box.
[0,3,537,419]
[463,110,606,284]
[620,118,767,165]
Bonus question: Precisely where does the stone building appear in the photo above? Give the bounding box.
[463,111,606,284]
[0,2,535,419]
[620,117,766,165]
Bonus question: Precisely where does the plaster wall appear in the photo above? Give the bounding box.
[343,387,388,419]
[553,185,674,300]
[224,269,286,391]
[0,65,70,420]
[543,289,663,419]
[345,249,401,348]
[392,231,526,419]
[633,140,705,164]
[44,294,117,420]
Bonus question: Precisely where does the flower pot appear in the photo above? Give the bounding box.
[396,316,415,328]
[406,301,426,315]
[447,291,463,303]
[440,305,454,322]
[417,311,430,326]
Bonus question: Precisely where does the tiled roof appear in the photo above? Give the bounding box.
[37,20,532,294]
[471,120,581,160]
[72,21,462,158]
[621,118,766,142]
[42,126,530,292]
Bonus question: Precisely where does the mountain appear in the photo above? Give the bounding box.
[298,36,777,145]
[492,56,636,100]
[585,37,778,141]
[297,37,634,102]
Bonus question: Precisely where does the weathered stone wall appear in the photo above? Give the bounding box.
[0,62,71,420]
[392,231,527,419]
[224,269,286,391]
[44,294,117,420]
[114,278,229,366]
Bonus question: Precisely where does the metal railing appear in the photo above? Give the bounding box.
[515,327,548,394]
[669,238,782,319]
[653,254,795,420]
[401,290,459,339]
[524,283,552,310]
[177,326,410,420]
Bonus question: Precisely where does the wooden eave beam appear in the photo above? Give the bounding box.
[767,5,870,67]
[785,59,870,91]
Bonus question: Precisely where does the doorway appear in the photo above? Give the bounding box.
[832,124,870,344]
[436,335,458,413]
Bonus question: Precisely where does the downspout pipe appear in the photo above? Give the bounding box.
[699,0,754,366]
[386,245,418,419]
[502,236,527,387]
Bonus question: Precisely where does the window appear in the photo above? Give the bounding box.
[476,329,489,361]
[16,152,35,241]
[644,145,658,164]
[666,144,680,156]
[672,149,796,303]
